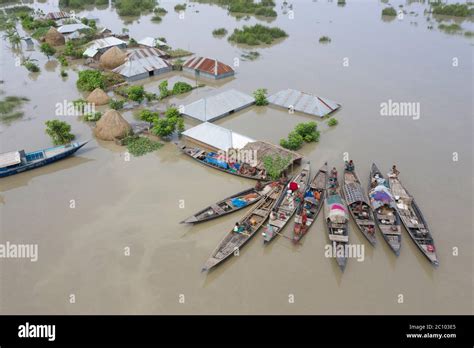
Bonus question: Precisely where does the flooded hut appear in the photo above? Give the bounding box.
[44,11,71,21]
[44,27,65,46]
[87,88,110,106]
[182,89,254,122]
[83,37,127,59]
[181,122,254,152]
[99,47,127,70]
[112,48,172,81]
[93,109,131,141]
[138,37,168,49]
[183,56,234,80]
[267,89,340,118]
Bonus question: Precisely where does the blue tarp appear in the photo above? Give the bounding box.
[231,198,247,208]
[205,156,228,169]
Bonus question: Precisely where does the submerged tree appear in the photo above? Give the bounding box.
[263,154,291,180]
[253,88,268,106]
[45,119,75,145]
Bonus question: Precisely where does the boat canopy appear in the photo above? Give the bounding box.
[343,182,368,205]
[369,184,396,209]
[0,151,21,168]
[325,195,348,223]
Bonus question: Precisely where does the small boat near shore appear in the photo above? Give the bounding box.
[324,167,350,271]
[202,183,283,272]
[342,165,377,246]
[292,162,327,243]
[181,183,274,224]
[368,163,402,255]
[178,144,266,181]
[262,163,311,244]
[0,142,88,178]
[388,171,439,266]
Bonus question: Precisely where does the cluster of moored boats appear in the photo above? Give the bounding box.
[181,157,439,272]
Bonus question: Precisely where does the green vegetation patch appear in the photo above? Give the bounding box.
[59,0,109,10]
[432,3,473,17]
[123,135,163,156]
[280,122,320,151]
[319,36,331,43]
[114,0,156,16]
[438,23,462,33]
[228,24,287,45]
[0,96,29,123]
[212,27,228,36]
[45,119,75,145]
[382,7,397,16]
[263,154,291,180]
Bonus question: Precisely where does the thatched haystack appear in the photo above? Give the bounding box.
[99,47,127,70]
[238,141,303,171]
[44,27,65,46]
[94,109,132,141]
[87,88,110,106]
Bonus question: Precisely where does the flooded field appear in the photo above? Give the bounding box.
[0,0,472,314]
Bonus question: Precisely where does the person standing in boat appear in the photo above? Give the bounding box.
[255,180,263,191]
[345,160,355,172]
[390,165,400,177]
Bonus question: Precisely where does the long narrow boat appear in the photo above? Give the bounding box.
[181,182,274,224]
[323,168,350,271]
[368,163,402,255]
[262,163,311,244]
[342,165,377,246]
[202,183,283,272]
[388,171,439,266]
[178,144,266,181]
[292,162,328,243]
[0,141,88,178]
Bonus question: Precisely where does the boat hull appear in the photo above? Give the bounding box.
[0,142,87,178]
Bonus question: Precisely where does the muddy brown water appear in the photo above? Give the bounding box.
[0,0,472,314]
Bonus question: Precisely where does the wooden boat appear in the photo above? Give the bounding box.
[368,163,402,255]
[0,142,88,178]
[323,168,350,271]
[181,183,274,224]
[262,163,311,244]
[292,162,328,243]
[388,172,439,266]
[342,166,377,246]
[178,144,266,181]
[202,183,283,272]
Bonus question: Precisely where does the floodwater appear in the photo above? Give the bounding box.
[0,0,472,314]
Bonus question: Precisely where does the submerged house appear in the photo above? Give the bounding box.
[267,89,341,118]
[44,11,71,21]
[58,23,90,35]
[182,122,255,152]
[83,37,127,59]
[138,37,168,49]
[112,48,172,81]
[183,56,234,80]
[182,89,254,122]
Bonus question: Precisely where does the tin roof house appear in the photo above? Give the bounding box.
[112,47,172,81]
[83,37,127,59]
[183,56,234,80]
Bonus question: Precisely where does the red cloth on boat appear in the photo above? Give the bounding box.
[289,182,299,192]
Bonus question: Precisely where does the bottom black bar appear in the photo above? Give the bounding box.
[0,315,472,345]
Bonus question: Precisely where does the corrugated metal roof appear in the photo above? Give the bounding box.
[182,122,254,151]
[58,23,90,34]
[45,12,70,20]
[267,89,340,117]
[138,37,167,48]
[0,151,21,168]
[83,37,127,57]
[182,89,254,122]
[183,56,234,76]
[112,48,171,77]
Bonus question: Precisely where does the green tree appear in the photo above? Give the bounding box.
[151,107,183,138]
[172,81,192,95]
[127,85,145,103]
[45,119,75,145]
[40,43,56,60]
[139,109,158,126]
[280,131,303,150]
[109,99,124,110]
[327,118,338,127]
[77,70,105,91]
[253,88,268,106]
[263,154,291,180]
[158,80,169,99]
[294,122,320,142]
